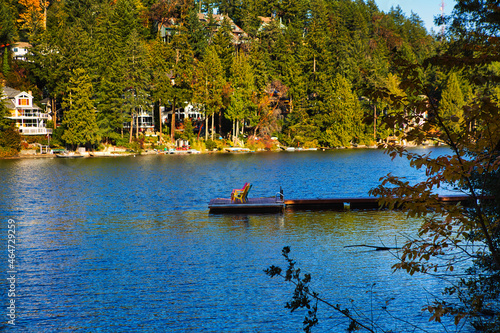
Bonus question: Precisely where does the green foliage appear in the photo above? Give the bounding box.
[0,1,17,45]
[0,96,11,129]
[211,16,234,78]
[192,45,224,140]
[49,125,65,148]
[61,68,100,147]
[439,72,466,133]
[204,138,217,151]
[166,29,195,142]
[2,48,10,77]
[179,117,195,142]
[0,125,21,152]
[3,0,437,147]
[185,7,208,60]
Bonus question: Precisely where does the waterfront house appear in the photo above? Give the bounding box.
[1,86,53,135]
[123,107,155,133]
[12,42,32,61]
[161,102,204,125]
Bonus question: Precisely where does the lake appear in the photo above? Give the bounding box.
[0,147,471,332]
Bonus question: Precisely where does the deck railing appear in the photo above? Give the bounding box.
[20,127,53,135]
[9,111,50,119]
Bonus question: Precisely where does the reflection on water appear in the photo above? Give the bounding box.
[0,148,469,332]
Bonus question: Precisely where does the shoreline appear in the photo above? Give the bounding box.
[0,143,442,160]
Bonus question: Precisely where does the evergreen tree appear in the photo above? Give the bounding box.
[185,7,208,60]
[122,29,151,143]
[211,16,234,78]
[149,35,172,143]
[167,29,194,142]
[0,0,18,45]
[316,74,362,147]
[61,68,100,148]
[227,52,256,139]
[192,45,224,140]
[93,1,127,143]
[439,72,465,133]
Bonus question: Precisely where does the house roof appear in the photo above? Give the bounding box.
[197,13,246,36]
[2,86,21,98]
[158,13,247,43]
[2,86,40,110]
[40,97,51,105]
[13,42,32,49]
[4,99,15,109]
[258,16,272,24]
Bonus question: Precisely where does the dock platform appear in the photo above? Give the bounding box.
[209,194,488,213]
[208,197,285,213]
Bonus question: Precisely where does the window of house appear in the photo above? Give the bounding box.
[18,98,29,106]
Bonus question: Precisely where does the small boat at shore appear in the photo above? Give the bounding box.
[55,153,84,158]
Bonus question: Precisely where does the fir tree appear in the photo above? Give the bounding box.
[192,45,224,140]
[61,68,100,148]
[439,72,465,133]
[122,29,151,143]
[211,16,234,78]
[227,52,256,139]
[167,29,194,142]
[185,7,208,60]
[317,74,362,147]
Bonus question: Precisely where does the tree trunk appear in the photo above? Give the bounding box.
[236,119,239,143]
[205,116,209,141]
[159,100,162,144]
[129,116,134,143]
[136,112,139,139]
[211,114,214,140]
[52,97,57,129]
[170,98,176,142]
[218,110,222,137]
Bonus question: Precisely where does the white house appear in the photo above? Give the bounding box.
[123,107,155,132]
[12,42,32,61]
[161,102,204,124]
[2,86,53,135]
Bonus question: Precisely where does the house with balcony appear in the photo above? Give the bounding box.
[123,107,155,133]
[2,86,53,135]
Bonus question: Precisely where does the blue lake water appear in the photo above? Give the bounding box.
[0,147,471,332]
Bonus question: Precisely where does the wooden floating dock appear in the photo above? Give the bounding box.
[284,197,380,210]
[208,197,285,213]
[209,195,487,213]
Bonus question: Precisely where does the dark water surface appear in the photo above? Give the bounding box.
[0,148,469,332]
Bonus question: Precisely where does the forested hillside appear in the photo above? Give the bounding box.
[2,0,438,148]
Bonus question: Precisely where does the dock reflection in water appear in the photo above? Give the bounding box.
[0,148,471,332]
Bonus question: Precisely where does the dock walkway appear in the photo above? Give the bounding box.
[209,197,285,213]
[209,195,486,213]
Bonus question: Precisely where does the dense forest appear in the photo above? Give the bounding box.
[1,0,442,150]
[2,1,500,331]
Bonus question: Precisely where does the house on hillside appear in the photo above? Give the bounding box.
[2,86,53,135]
[161,102,204,125]
[12,42,32,61]
[158,13,247,44]
[197,13,247,43]
[258,16,286,32]
[123,107,155,133]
